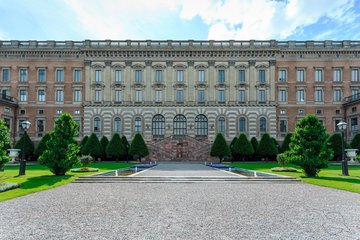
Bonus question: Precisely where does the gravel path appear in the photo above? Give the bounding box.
[0,182,359,240]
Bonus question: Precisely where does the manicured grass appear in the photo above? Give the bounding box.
[230,162,360,194]
[0,162,132,202]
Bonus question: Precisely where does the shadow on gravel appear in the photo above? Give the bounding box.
[20,175,72,189]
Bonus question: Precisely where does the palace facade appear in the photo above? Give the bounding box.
[1,40,360,160]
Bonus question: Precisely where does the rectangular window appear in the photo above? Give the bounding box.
[176,89,184,102]
[37,120,44,133]
[95,90,102,102]
[315,69,323,82]
[258,70,266,83]
[296,69,305,82]
[279,90,287,102]
[115,90,122,102]
[1,88,9,97]
[38,89,45,102]
[218,70,225,83]
[238,90,246,102]
[56,69,64,82]
[352,69,359,82]
[239,70,245,82]
[217,90,225,102]
[258,90,266,103]
[351,117,358,131]
[74,69,82,82]
[297,89,305,102]
[19,68,28,82]
[56,89,64,102]
[352,89,359,96]
[280,120,287,133]
[334,119,341,132]
[198,70,205,82]
[95,70,102,82]
[333,68,342,82]
[197,89,205,102]
[155,90,162,102]
[315,89,323,102]
[278,70,286,82]
[115,70,122,82]
[38,68,46,82]
[333,89,342,102]
[74,90,81,102]
[2,68,9,81]
[135,90,142,102]
[155,70,162,82]
[176,70,184,82]
[135,70,142,82]
[19,90,27,102]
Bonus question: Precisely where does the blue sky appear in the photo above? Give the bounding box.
[1,0,360,41]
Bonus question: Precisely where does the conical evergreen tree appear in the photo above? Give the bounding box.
[121,136,130,162]
[99,136,109,161]
[326,133,346,161]
[210,133,231,163]
[34,133,51,158]
[129,133,149,162]
[14,131,34,160]
[350,133,360,152]
[280,133,292,153]
[229,137,238,162]
[0,118,11,170]
[233,134,254,161]
[250,137,259,161]
[80,135,88,154]
[106,134,126,161]
[82,133,101,160]
[257,133,278,161]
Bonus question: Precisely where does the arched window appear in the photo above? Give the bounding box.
[152,114,165,136]
[218,117,225,134]
[259,117,267,133]
[114,117,121,133]
[239,117,246,133]
[94,117,101,132]
[173,114,186,136]
[134,117,142,133]
[195,114,208,136]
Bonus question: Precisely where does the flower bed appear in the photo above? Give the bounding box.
[271,167,298,172]
[70,167,99,172]
[0,182,20,192]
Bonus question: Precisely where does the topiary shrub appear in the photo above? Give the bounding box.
[350,133,360,152]
[79,135,88,154]
[250,137,259,161]
[210,133,231,163]
[229,137,238,162]
[99,136,109,161]
[34,133,51,159]
[121,136,130,162]
[14,131,34,161]
[276,153,287,167]
[0,119,11,171]
[129,133,149,162]
[38,113,80,176]
[233,134,254,161]
[106,134,126,161]
[82,133,101,160]
[280,133,292,153]
[257,133,278,161]
[326,133,345,161]
[284,114,333,177]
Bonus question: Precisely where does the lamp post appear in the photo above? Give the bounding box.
[337,121,349,176]
[19,120,31,176]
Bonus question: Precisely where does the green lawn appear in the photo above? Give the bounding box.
[230,162,360,194]
[0,162,132,202]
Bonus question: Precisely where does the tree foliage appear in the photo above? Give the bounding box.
[100,136,109,160]
[79,135,88,154]
[129,133,149,162]
[280,133,292,153]
[257,133,278,161]
[82,133,101,159]
[233,134,254,161]
[210,133,231,162]
[34,133,51,158]
[350,133,360,152]
[14,131,34,160]
[121,136,130,161]
[326,133,346,161]
[38,113,80,176]
[284,114,333,177]
[0,119,11,170]
[229,137,238,161]
[106,134,126,161]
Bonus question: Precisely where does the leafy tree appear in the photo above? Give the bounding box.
[34,133,51,158]
[229,137,238,161]
[233,134,254,161]
[280,133,292,153]
[14,131,34,160]
[284,114,333,177]
[326,133,345,161]
[0,119,11,170]
[100,136,109,161]
[257,133,278,161]
[82,133,101,160]
[210,133,231,163]
[106,134,126,161]
[38,113,80,176]
[121,136,130,162]
[350,133,360,152]
[129,133,149,162]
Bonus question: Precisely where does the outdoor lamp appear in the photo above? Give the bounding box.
[19,120,31,176]
[336,121,349,176]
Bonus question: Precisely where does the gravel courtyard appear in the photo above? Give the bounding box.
[1,181,360,240]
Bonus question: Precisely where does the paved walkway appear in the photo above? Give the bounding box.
[135,162,245,177]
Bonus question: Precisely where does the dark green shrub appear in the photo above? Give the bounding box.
[229,137,238,161]
[250,137,258,153]
[284,114,333,177]
[38,113,80,176]
[272,137,280,153]
[80,155,93,167]
[34,133,51,158]
[350,133,360,151]
[210,133,231,163]
[79,136,88,154]
[277,153,287,167]
[326,133,345,161]
[257,133,278,161]
[100,136,109,161]
[82,133,101,160]
[121,136,130,162]
[0,119,10,170]
[233,134,254,161]
[129,133,149,162]
[106,134,126,161]
[280,133,292,153]
[14,131,34,160]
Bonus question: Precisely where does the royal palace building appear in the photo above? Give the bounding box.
[1,40,360,160]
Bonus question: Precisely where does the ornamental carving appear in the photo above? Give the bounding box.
[255,83,269,89]
[152,64,166,69]
[235,83,248,89]
[194,82,208,89]
[132,83,146,89]
[111,83,126,89]
[91,63,105,69]
[111,64,125,69]
[215,64,228,69]
[173,63,187,69]
[166,60,173,67]
[173,82,187,89]
[214,83,228,89]
[235,64,248,69]
[125,60,132,66]
[194,64,208,69]
[91,82,105,89]
[132,64,146,69]
[152,83,166,89]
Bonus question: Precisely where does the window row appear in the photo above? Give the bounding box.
[0,68,82,82]
[278,89,351,102]
[278,68,360,82]
[18,89,82,102]
[92,114,268,136]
